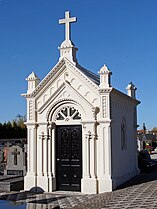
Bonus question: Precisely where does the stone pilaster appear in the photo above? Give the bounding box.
[24,123,37,191]
[97,124,116,193]
[81,122,98,194]
[48,122,56,192]
[36,123,49,192]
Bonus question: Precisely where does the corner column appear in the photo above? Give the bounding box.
[24,123,37,191]
[97,65,116,193]
[98,123,116,193]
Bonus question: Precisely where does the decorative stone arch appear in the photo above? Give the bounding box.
[46,98,87,123]
[45,98,88,192]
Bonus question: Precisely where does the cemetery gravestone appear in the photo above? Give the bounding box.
[0,147,8,174]
[4,145,26,176]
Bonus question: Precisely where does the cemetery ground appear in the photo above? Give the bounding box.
[0,153,157,209]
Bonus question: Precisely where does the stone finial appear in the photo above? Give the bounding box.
[126,82,137,99]
[58,11,78,65]
[98,64,112,89]
[26,72,40,94]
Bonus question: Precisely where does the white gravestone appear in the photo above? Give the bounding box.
[4,145,26,176]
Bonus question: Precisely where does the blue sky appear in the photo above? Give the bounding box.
[0,0,157,130]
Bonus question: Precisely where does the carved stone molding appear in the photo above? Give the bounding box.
[46,98,86,121]
[29,101,33,120]
[25,59,66,98]
[65,58,99,91]
[102,96,107,118]
[55,106,81,121]
[99,88,112,93]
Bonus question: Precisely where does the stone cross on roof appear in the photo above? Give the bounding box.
[59,11,77,41]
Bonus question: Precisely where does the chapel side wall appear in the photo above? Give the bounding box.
[24,98,38,191]
[111,94,138,187]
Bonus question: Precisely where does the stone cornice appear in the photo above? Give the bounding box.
[112,88,140,105]
[99,88,113,94]
[37,122,48,125]
[25,121,38,126]
[97,119,112,124]
[81,120,97,124]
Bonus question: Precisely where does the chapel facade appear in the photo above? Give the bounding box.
[22,11,140,194]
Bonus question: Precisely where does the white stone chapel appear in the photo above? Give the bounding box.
[22,11,140,194]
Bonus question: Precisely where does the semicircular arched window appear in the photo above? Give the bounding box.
[56,106,81,121]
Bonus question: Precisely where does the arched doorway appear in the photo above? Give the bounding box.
[49,105,83,191]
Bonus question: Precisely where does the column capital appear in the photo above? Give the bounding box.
[90,133,98,140]
[25,121,38,127]
[39,132,50,140]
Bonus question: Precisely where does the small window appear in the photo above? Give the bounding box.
[121,117,127,150]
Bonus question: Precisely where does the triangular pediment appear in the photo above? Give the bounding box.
[25,58,100,111]
[25,57,99,99]
[37,81,94,114]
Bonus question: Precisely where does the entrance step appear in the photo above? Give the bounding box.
[0,176,24,192]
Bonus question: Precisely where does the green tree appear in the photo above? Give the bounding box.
[15,114,26,129]
[0,115,27,139]
[151,127,157,134]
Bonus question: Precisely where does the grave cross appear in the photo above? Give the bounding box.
[11,148,20,165]
[59,11,77,41]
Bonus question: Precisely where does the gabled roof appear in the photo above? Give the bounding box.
[23,57,100,98]
[77,64,100,85]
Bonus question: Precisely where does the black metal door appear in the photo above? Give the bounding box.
[56,125,82,191]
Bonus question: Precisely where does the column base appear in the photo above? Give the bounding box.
[36,175,49,192]
[81,177,98,194]
[48,176,56,192]
[36,175,56,192]
[24,174,36,191]
[98,177,116,193]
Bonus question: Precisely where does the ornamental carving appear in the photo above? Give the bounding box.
[71,129,80,160]
[77,85,83,90]
[99,89,112,93]
[61,129,70,159]
[55,106,81,121]
[29,101,33,120]
[102,96,107,118]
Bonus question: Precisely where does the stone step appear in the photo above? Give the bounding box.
[0,176,24,192]
[0,175,21,181]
